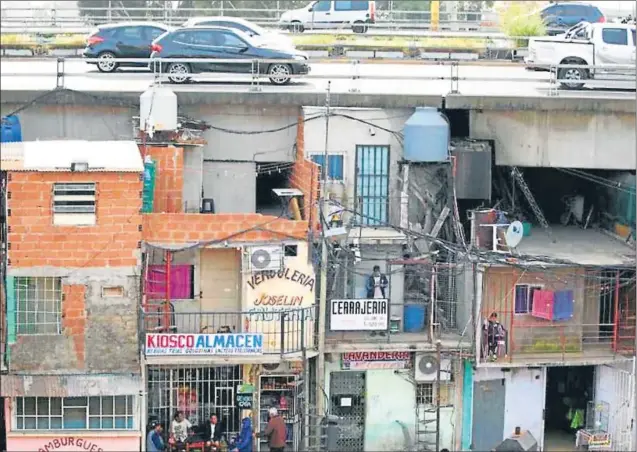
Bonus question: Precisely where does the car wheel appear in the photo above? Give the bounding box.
[96,52,118,73]
[166,62,191,84]
[291,21,304,33]
[558,64,587,90]
[352,21,368,33]
[268,63,292,85]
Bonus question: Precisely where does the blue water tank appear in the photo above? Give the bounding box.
[0,115,23,143]
[404,304,427,332]
[403,107,449,162]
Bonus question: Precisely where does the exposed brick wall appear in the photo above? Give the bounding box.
[6,171,142,268]
[9,277,139,373]
[143,213,308,243]
[289,110,320,227]
[143,146,184,213]
[62,284,86,368]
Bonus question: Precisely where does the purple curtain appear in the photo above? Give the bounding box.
[146,265,193,299]
[514,285,529,314]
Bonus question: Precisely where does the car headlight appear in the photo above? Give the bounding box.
[294,55,307,61]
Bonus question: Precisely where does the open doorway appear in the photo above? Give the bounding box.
[256,164,290,216]
[544,366,595,451]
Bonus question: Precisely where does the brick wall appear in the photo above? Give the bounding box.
[6,171,142,268]
[289,111,320,227]
[143,146,184,213]
[9,276,139,373]
[62,284,86,368]
[143,213,308,243]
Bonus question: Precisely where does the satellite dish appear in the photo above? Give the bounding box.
[262,363,279,371]
[418,355,439,375]
[505,221,524,248]
[251,249,272,269]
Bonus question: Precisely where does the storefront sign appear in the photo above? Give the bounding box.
[330,299,389,331]
[145,333,264,355]
[6,435,140,452]
[342,351,412,370]
[235,383,255,409]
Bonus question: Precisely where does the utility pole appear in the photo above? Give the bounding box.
[435,339,442,452]
[316,81,331,421]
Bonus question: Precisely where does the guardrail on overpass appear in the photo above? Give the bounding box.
[0,4,498,33]
[2,57,634,96]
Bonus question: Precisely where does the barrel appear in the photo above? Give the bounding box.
[0,115,22,143]
[404,304,427,332]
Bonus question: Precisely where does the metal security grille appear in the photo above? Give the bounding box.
[329,371,365,452]
[355,145,390,226]
[15,277,62,335]
[416,383,434,405]
[147,365,243,439]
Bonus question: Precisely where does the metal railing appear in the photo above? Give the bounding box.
[1,57,634,95]
[141,303,317,355]
[0,4,499,33]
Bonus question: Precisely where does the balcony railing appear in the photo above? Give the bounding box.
[141,303,317,356]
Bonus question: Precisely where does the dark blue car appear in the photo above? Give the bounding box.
[83,22,170,72]
[540,2,605,35]
[149,26,310,85]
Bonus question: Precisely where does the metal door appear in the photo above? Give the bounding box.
[329,371,366,451]
[355,145,390,226]
[471,379,506,451]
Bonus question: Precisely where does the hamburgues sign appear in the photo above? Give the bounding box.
[330,299,389,331]
[145,333,264,356]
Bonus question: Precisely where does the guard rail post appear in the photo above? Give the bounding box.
[449,61,459,94]
[250,59,262,92]
[349,59,361,93]
[56,57,65,89]
[548,64,558,97]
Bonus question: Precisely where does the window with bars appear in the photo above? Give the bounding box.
[309,154,345,181]
[416,381,456,406]
[53,183,96,226]
[15,277,62,335]
[14,396,136,431]
[355,145,390,225]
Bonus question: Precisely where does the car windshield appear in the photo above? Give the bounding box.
[231,28,260,46]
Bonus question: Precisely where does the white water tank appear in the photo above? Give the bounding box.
[140,86,178,132]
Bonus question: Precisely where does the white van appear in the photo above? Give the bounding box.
[278,0,376,33]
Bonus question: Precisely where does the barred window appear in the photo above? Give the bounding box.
[53,183,96,226]
[416,381,456,406]
[14,396,136,430]
[15,277,62,335]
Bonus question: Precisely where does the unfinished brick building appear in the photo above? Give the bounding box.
[0,140,144,451]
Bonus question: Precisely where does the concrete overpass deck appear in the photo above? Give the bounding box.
[1,60,635,169]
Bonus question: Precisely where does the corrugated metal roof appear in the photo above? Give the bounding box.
[0,140,144,172]
[0,374,142,397]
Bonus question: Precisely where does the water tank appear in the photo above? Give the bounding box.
[403,107,449,162]
[0,115,23,143]
[140,86,178,132]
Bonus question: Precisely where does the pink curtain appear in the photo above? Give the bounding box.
[531,289,554,320]
[146,264,193,299]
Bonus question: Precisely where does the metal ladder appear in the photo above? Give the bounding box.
[511,166,552,237]
[415,401,439,451]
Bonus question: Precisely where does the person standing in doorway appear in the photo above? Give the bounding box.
[257,407,286,452]
[366,265,388,298]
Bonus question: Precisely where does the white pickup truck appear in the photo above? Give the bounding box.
[525,22,636,89]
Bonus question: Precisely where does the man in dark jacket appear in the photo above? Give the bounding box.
[258,407,286,452]
[203,413,225,451]
[366,265,388,299]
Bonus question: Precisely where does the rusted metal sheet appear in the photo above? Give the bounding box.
[0,374,142,397]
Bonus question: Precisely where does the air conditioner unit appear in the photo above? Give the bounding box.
[261,362,291,374]
[248,246,283,272]
[414,353,452,382]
